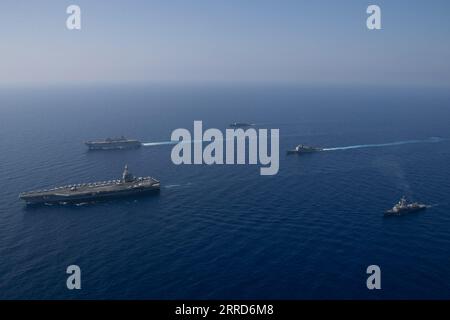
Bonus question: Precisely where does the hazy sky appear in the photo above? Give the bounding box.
[1,0,450,86]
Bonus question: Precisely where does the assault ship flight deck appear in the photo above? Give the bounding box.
[85,136,142,150]
[19,165,160,205]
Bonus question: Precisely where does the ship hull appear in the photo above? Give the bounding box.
[385,206,427,216]
[287,149,322,155]
[20,185,160,205]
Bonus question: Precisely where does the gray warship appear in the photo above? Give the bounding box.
[19,165,160,205]
[85,136,141,150]
[229,122,254,128]
[287,144,323,155]
[385,197,427,216]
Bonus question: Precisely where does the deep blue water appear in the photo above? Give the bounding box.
[1,85,450,299]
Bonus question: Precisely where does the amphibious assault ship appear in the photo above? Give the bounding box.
[287,144,324,155]
[19,165,160,205]
[85,136,142,150]
[385,197,427,216]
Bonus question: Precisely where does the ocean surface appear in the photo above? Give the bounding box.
[1,85,450,299]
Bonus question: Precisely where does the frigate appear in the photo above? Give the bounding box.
[19,165,160,205]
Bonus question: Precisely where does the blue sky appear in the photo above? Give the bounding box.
[1,0,450,86]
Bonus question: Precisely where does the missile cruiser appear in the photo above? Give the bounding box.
[287,144,324,155]
[19,165,160,205]
[85,136,142,150]
[385,197,427,216]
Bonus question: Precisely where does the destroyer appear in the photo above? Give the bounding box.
[19,165,159,205]
[85,136,141,150]
[287,144,323,155]
[385,197,427,216]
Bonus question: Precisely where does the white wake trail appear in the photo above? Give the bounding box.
[141,141,177,147]
[323,137,445,151]
[142,140,203,147]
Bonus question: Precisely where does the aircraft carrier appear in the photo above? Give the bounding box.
[85,136,142,150]
[19,165,160,205]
